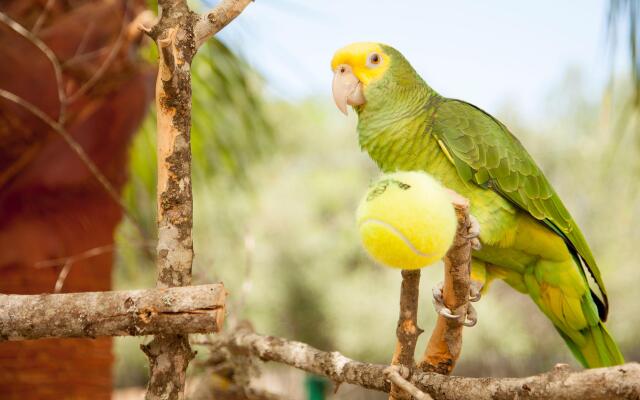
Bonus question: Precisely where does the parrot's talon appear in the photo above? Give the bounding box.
[438,307,459,319]
[432,282,461,320]
[469,280,483,302]
[432,281,453,317]
[467,215,481,237]
[461,303,478,327]
[433,281,480,326]
[466,215,482,250]
[432,281,444,303]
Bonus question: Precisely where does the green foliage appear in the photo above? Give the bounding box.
[191,40,274,181]
[115,38,273,286]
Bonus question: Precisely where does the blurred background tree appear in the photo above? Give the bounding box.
[0,1,153,398]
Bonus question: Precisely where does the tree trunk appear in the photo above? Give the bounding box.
[0,0,153,398]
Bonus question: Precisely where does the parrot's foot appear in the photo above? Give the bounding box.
[432,281,479,327]
[467,215,482,250]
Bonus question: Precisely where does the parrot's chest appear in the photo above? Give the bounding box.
[371,132,518,246]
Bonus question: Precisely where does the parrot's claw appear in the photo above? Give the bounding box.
[432,281,460,320]
[463,303,478,327]
[432,281,479,327]
[466,215,482,250]
[469,280,483,302]
[432,281,445,303]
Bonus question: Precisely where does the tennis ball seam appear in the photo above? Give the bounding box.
[358,218,437,258]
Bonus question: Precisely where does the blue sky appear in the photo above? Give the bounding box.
[214,0,628,119]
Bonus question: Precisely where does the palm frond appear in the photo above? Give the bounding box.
[608,0,640,105]
[116,38,274,283]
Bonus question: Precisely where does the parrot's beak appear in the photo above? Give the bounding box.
[332,64,365,115]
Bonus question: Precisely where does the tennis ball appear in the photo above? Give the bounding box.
[356,171,457,269]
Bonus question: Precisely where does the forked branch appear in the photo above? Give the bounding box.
[194,0,253,48]
[203,328,640,400]
[141,0,252,398]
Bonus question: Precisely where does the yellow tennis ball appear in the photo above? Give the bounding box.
[356,171,457,269]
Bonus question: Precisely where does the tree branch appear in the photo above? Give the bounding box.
[419,195,475,374]
[143,1,198,397]
[390,269,423,399]
[31,0,56,35]
[212,327,389,391]
[35,244,117,293]
[0,11,65,118]
[64,1,130,104]
[194,0,253,49]
[0,284,226,340]
[34,242,154,293]
[205,328,640,400]
[0,89,145,237]
[0,10,153,250]
[142,0,252,398]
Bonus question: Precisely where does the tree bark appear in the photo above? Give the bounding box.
[389,269,423,399]
[1,284,225,340]
[212,328,640,400]
[420,197,474,374]
[141,1,251,398]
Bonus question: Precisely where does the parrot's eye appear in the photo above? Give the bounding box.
[367,52,382,68]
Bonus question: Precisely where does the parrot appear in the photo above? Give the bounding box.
[331,42,624,368]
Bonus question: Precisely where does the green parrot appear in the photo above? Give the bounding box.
[331,42,623,368]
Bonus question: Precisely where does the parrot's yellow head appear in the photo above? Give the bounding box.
[331,42,390,115]
[331,42,422,115]
[331,42,391,86]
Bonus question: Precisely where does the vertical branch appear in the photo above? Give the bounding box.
[392,270,422,367]
[140,1,252,398]
[389,269,423,400]
[153,25,196,290]
[418,199,473,375]
[141,2,198,399]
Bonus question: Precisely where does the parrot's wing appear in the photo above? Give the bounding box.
[432,98,608,319]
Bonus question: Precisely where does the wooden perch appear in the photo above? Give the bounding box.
[392,270,423,368]
[389,269,424,399]
[420,196,475,375]
[208,328,640,400]
[0,284,226,340]
[142,0,251,398]
[388,194,476,398]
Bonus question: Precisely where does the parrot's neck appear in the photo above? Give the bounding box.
[355,82,439,172]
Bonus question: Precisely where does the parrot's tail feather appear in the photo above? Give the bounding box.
[556,323,624,368]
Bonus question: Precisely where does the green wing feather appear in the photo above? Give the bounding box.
[431,99,609,319]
